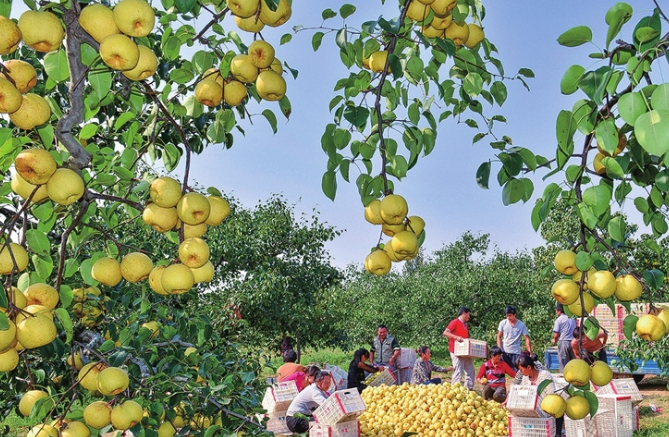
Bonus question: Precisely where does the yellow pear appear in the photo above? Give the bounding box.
[268,57,282,75]
[26,424,59,437]
[60,421,90,437]
[179,238,210,268]
[563,359,591,387]
[614,274,642,301]
[430,0,457,17]
[636,314,665,341]
[590,361,613,387]
[0,320,17,351]
[567,292,594,316]
[406,215,425,237]
[203,68,224,87]
[122,45,158,81]
[369,50,390,73]
[230,54,259,83]
[572,267,596,290]
[656,307,669,335]
[255,70,286,101]
[19,390,53,417]
[79,3,120,43]
[143,204,178,232]
[226,0,259,18]
[11,172,49,202]
[121,252,154,283]
[380,194,408,225]
[67,351,84,370]
[113,0,155,37]
[0,242,29,275]
[92,257,122,286]
[364,199,384,225]
[258,0,291,27]
[16,313,57,349]
[148,266,169,295]
[176,192,211,225]
[0,16,21,55]
[79,362,108,391]
[9,94,53,132]
[0,77,22,114]
[235,15,265,33]
[464,23,484,48]
[15,304,53,325]
[18,11,64,52]
[99,34,140,71]
[0,347,19,371]
[83,401,112,429]
[150,176,182,208]
[551,278,580,305]
[111,400,143,430]
[141,321,161,339]
[248,40,275,68]
[1,60,37,93]
[205,196,230,226]
[593,152,606,175]
[195,79,223,107]
[157,421,176,437]
[161,263,195,294]
[554,250,577,275]
[191,261,215,283]
[384,242,404,262]
[597,133,627,157]
[223,80,248,106]
[443,21,470,46]
[23,283,59,309]
[391,231,418,256]
[565,395,590,420]
[382,222,406,237]
[406,1,430,22]
[430,14,453,30]
[2,286,27,310]
[15,148,57,185]
[421,25,445,38]
[588,270,616,299]
[540,393,567,418]
[46,168,85,205]
[97,367,129,395]
[365,250,391,276]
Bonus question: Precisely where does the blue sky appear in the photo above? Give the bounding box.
[186,0,656,269]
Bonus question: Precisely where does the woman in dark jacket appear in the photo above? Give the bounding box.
[347,348,382,393]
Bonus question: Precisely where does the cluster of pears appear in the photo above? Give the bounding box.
[363,194,425,276]
[540,359,613,421]
[195,39,286,108]
[140,176,230,295]
[0,11,58,130]
[593,131,627,176]
[78,0,159,81]
[10,148,85,205]
[226,0,292,33]
[0,283,60,372]
[72,286,109,328]
[552,249,669,341]
[360,382,509,437]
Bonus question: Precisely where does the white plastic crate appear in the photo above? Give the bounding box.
[508,416,556,437]
[453,338,488,358]
[323,364,348,391]
[363,367,396,387]
[309,419,360,437]
[313,389,366,425]
[256,412,290,435]
[397,366,413,384]
[565,414,597,437]
[594,378,642,405]
[506,385,543,418]
[262,380,299,413]
[397,348,416,368]
[594,395,633,437]
[633,405,639,431]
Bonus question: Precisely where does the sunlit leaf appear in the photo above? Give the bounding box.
[634,109,669,156]
[557,26,593,47]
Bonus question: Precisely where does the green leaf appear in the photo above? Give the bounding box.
[174,0,197,13]
[88,71,112,106]
[322,171,337,201]
[163,143,182,172]
[43,50,70,83]
[312,31,324,51]
[572,99,596,135]
[476,162,490,189]
[634,109,669,156]
[579,66,611,105]
[339,4,356,19]
[577,203,599,229]
[560,65,585,95]
[651,83,669,112]
[422,128,436,156]
[583,184,612,217]
[595,118,618,155]
[26,230,50,256]
[262,109,278,134]
[462,73,483,97]
[517,68,534,78]
[643,269,664,290]
[557,26,593,47]
[32,254,53,281]
[575,251,593,271]
[623,314,638,340]
[502,178,525,205]
[169,68,194,84]
[584,390,599,417]
[556,110,576,168]
[54,308,73,343]
[608,216,626,242]
[537,379,552,396]
[618,92,647,126]
[321,9,337,20]
[343,105,369,130]
[490,81,507,105]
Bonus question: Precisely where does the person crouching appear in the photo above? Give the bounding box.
[476,346,516,403]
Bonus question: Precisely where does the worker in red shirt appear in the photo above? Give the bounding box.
[476,346,516,403]
[443,306,475,390]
